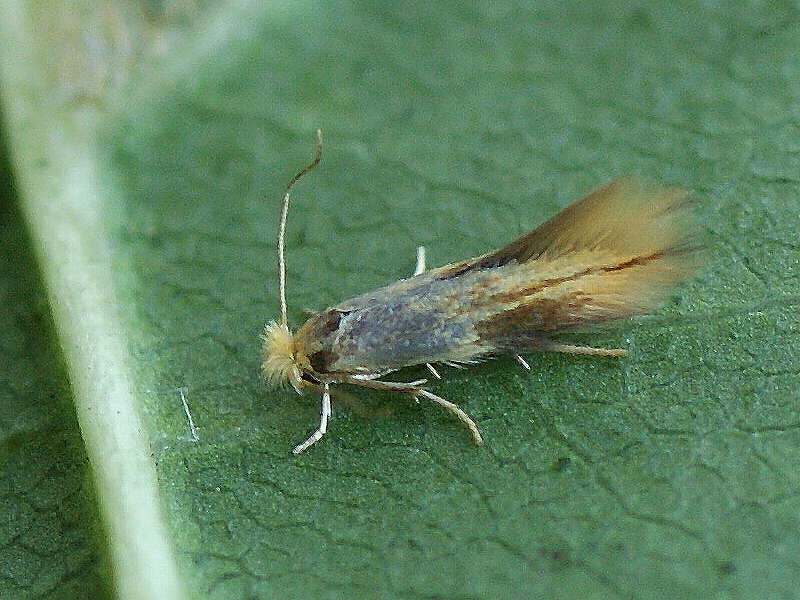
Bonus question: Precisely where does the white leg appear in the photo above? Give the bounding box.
[443,361,466,369]
[416,389,483,446]
[340,376,483,446]
[515,355,531,370]
[537,340,626,357]
[426,363,442,379]
[412,246,426,276]
[292,382,332,454]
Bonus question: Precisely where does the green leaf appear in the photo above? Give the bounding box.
[0,137,110,599]
[1,1,799,599]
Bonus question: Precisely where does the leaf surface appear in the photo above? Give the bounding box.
[1,1,799,599]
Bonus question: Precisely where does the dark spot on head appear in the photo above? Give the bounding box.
[318,310,345,334]
[299,310,349,350]
[308,349,337,373]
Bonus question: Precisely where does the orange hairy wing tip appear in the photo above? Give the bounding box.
[491,177,701,264]
[476,178,703,335]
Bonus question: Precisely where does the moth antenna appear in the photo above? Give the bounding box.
[278,129,323,326]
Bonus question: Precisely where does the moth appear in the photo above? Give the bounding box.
[262,130,700,454]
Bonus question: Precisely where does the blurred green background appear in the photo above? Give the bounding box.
[1,1,798,598]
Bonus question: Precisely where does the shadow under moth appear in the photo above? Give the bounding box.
[262,130,701,453]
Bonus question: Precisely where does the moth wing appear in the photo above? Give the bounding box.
[438,177,697,271]
[318,177,701,367]
[460,178,702,348]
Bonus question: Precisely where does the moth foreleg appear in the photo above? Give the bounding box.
[292,382,332,454]
[536,339,627,358]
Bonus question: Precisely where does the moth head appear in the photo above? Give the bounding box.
[263,129,322,395]
[261,321,310,394]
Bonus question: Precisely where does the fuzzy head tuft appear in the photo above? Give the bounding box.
[261,321,302,394]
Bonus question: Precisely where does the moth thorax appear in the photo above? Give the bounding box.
[261,321,303,394]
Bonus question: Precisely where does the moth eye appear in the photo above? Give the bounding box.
[308,349,335,373]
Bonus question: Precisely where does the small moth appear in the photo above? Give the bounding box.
[262,130,701,454]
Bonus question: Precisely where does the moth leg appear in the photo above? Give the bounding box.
[442,361,467,369]
[412,246,426,276]
[292,382,332,454]
[426,363,442,379]
[416,389,483,446]
[342,376,483,446]
[342,377,427,392]
[537,339,627,358]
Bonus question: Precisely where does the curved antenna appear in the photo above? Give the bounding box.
[278,129,323,326]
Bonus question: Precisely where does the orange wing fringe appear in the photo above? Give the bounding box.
[479,177,702,333]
